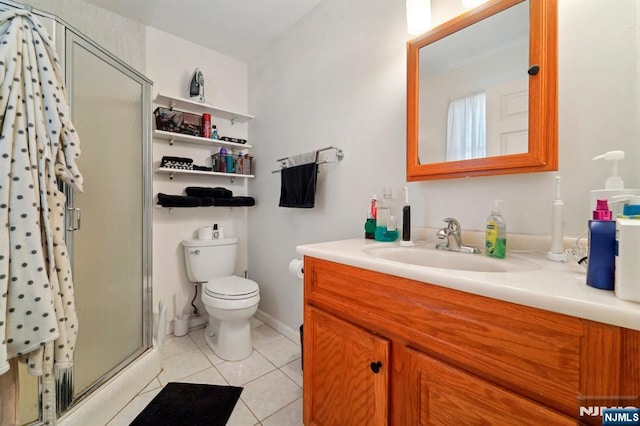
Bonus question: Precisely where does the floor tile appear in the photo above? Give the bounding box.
[226,399,260,426]
[179,366,228,386]
[257,337,301,367]
[216,350,276,386]
[251,324,284,349]
[138,378,161,394]
[240,369,302,420]
[106,388,161,426]
[281,358,303,388]
[158,350,212,386]
[158,334,199,359]
[261,397,303,426]
[118,318,302,426]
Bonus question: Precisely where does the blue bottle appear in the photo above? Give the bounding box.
[586,200,616,290]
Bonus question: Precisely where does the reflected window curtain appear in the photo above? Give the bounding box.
[446,92,486,161]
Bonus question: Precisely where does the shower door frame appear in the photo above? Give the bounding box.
[62,26,154,409]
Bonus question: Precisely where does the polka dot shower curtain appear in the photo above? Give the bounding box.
[0,9,83,425]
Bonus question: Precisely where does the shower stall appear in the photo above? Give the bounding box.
[0,1,156,424]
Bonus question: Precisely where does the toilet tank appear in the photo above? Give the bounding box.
[182,238,238,282]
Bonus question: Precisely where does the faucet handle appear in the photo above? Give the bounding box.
[442,217,461,232]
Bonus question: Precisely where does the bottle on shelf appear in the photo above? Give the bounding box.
[211,125,219,140]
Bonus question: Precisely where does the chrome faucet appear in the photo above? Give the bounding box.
[435,218,480,254]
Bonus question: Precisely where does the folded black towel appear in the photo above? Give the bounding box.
[185,187,233,198]
[192,165,213,172]
[200,197,214,207]
[279,163,318,208]
[213,197,256,207]
[157,193,201,207]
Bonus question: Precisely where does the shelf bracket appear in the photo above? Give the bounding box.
[230,117,237,126]
[169,101,176,111]
[168,207,174,214]
[229,176,235,183]
[169,172,175,180]
[169,137,175,146]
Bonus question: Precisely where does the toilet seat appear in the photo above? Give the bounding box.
[205,276,259,300]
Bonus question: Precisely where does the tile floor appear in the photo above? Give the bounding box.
[106,318,303,425]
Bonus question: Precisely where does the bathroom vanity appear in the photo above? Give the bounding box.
[298,239,640,425]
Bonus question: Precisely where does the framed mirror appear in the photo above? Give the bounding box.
[406,0,557,180]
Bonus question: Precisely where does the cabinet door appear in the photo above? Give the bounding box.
[304,307,389,426]
[402,348,575,426]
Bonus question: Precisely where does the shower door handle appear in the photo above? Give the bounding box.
[67,207,81,231]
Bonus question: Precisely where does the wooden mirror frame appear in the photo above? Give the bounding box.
[406,0,557,181]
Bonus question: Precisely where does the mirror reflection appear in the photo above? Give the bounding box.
[418,1,529,164]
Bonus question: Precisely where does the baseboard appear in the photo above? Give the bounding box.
[254,309,300,344]
[59,346,161,426]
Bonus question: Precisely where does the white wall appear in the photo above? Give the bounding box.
[146,27,251,328]
[248,0,640,332]
[20,0,146,73]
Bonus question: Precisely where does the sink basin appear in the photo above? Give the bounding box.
[363,245,539,273]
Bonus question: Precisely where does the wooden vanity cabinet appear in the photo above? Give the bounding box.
[302,257,640,425]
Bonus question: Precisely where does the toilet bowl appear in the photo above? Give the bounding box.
[182,238,260,361]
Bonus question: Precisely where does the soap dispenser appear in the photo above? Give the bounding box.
[485,200,506,259]
[590,151,640,219]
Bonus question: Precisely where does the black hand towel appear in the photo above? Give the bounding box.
[157,193,202,207]
[279,162,318,208]
[213,197,255,207]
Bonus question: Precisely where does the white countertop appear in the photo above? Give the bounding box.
[297,238,640,331]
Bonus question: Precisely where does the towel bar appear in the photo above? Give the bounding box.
[271,146,344,173]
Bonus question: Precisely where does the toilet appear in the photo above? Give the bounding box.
[182,237,260,361]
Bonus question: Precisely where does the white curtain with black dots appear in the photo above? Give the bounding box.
[0,9,83,424]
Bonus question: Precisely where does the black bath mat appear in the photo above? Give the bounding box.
[130,382,243,426]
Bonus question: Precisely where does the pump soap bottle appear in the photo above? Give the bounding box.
[586,199,615,290]
[485,200,506,259]
[590,151,640,219]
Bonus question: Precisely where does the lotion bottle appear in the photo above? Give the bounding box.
[485,200,506,259]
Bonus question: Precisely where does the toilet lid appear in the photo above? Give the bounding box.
[205,276,259,300]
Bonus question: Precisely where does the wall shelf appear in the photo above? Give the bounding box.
[153,129,252,149]
[154,93,254,124]
[155,167,254,180]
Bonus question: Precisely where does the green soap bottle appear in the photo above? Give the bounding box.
[485,200,506,258]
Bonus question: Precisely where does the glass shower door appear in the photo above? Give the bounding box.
[65,31,152,399]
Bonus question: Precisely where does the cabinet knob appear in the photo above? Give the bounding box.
[528,64,540,75]
[370,361,382,374]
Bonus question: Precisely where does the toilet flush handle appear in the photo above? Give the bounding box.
[190,249,200,255]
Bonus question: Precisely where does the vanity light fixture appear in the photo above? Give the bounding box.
[406,0,431,36]
[462,0,489,8]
